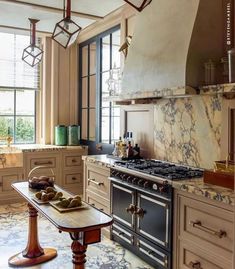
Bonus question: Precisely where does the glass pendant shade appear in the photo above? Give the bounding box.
[22,18,43,67]
[52,18,81,48]
[124,0,152,12]
[52,0,82,48]
[22,45,43,67]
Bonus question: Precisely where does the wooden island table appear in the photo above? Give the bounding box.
[8,182,113,269]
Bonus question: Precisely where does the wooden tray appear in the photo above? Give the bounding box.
[49,201,88,213]
[204,170,234,190]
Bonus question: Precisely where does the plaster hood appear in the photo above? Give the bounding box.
[120,0,224,100]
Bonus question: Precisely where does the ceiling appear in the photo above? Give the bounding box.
[0,0,124,34]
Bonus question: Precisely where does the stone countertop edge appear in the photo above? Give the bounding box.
[17,145,88,152]
[82,155,235,206]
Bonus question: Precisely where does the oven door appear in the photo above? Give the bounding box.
[111,182,135,230]
[136,192,171,250]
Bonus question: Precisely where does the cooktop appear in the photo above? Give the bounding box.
[114,159,203,180]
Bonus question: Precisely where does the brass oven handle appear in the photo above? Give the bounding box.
[126,204,135,214]
[88,178,104,186]
[134,207,145,218]
[34,161,53,166]
[189,261,202,269]
[189,220,227,238]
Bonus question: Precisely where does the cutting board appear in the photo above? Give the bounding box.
[204,170,234,190]
[49,201,88,213]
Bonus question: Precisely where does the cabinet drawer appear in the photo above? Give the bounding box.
[86,190,110,214]
[179,241,229,269]
[2,174,20,192]
[64,156,81,167]
[65,173,82,185]
[86,168,110,199]
[179,196,233,257]
[30,157,56,169]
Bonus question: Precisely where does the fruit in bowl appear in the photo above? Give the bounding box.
[28,176,54,190]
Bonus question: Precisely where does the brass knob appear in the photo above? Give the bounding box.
[126,204,135,214]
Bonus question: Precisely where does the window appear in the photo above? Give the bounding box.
[79,26,121,152]
[0,32,39,144]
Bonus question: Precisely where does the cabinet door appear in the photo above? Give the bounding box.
[136,192,171,250]
[111,182,135,229]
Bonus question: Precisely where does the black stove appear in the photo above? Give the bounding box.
[110,159,204,269]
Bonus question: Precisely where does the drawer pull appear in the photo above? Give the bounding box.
[88,178,104,186]
[91,203,95,206]
[148,250,154,256]
[99,208,104,211]
[72,177,77,181]
[118,231,125,236]
[189,220,227,238]
[189,261,202,269]
[34,161,52,166]
[72,159,77,163]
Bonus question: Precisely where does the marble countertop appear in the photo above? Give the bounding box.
[83,155,235,206]
[0,144,88,153]
[173,179,235,206]
[82,154,116,168]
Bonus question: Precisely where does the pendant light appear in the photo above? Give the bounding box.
[52,0,82,49]
[124,0,152,12]
[22,18,43,67]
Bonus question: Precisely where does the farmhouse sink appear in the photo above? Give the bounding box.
[0,148,23,168]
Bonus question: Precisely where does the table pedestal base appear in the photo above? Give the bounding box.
[8,248,57,267]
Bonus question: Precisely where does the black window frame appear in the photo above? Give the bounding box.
[79,25,121,154]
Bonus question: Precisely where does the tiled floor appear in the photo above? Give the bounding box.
[0,203,153,269]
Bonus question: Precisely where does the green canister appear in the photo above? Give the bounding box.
[55,125,67,146]
[67,125,80,146]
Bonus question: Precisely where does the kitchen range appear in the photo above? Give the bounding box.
[109,159,203,269]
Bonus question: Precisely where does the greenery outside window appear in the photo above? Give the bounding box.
[79,25,121,153]
[0,32,39,144]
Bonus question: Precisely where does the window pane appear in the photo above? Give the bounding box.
[82,46,88,77]
[89,42,96,75]
[102,35,110,72]
[16,90,35,115]
[81,109,88,140]
[89,109,96,141]
[112,30,121,68]
[15,117,35,143]
[112,106,120,117]
[101,116,110,143]
[82,77,88,108]
[0,117,14,143]
[102,107,110,117]
[101,71,110,95]
[89,75,96,108]
[0,91,14,115]
[111,116,120,143]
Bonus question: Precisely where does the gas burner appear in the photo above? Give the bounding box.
[114,159,203,181]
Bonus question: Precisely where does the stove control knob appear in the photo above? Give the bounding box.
[127,176,132,183]
[143,181,150,188]
[159,184,169,193]
[138,179,144,186]
[152,184,158,191]
[132,178,138,184]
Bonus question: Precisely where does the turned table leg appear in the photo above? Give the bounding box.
[8,203,57,267]
[70,233,87,269]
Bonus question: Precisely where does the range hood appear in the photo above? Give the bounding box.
[120,0,225,100]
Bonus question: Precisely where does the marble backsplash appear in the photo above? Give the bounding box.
[154,95,222,169]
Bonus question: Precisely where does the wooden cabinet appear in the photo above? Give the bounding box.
[83,161,111,236]
[0,167,24,204]
[23,152,61,185]
[61,149,86,194]
[174,190,234,269]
